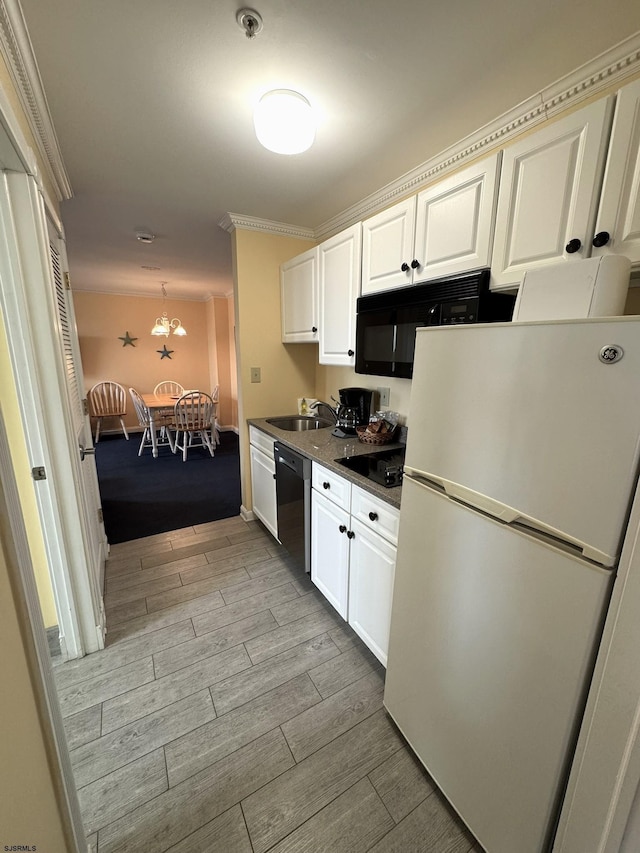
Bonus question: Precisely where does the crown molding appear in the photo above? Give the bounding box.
[0,0,72,201]
[315,30,640,241]
[219,211,315,240]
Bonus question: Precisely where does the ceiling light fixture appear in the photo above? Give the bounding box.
[135,230,156,243]
[151,282,187,337]
[254,89,316,155]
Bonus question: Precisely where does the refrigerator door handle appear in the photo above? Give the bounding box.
[445,481,521,523]
[403,468,615,566]
[405,467,520,521]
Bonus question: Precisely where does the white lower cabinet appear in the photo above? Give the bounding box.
[311,461,399,665]
[348,518,397,666]
[249,427,278,539]
[310,490,350,618]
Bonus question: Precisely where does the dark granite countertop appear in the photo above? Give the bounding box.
[248,416,403,510]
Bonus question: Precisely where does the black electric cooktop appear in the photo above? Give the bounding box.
[336,446,405,488]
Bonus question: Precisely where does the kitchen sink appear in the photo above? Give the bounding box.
[266,416,334,431]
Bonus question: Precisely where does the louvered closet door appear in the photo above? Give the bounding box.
[48,220,107,615]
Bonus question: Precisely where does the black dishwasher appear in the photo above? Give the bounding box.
[274,442,311,574]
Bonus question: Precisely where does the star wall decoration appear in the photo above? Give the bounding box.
[157,345,174,359]
[118,331,138,347]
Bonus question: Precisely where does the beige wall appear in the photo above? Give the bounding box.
[0,530,70,851]
[315,365,413,425]
[210,294,236,428]
[232,229,317,509]
[73,289,236,431]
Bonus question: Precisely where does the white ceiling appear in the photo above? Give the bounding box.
[16,0,640,301]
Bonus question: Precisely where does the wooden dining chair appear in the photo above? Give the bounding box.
[87,381,129,443]
[211,384,221,445]
[154,380,185,397]
[153,380,185,440]
[129,388,174,456]
[171,391,215,462]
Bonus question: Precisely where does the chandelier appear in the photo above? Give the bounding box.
[150,282,187,337]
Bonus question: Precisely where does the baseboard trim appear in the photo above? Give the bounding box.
[46,624,61,658]
[240,505,255,522]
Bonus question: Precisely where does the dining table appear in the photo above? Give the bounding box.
[141,392,181,457]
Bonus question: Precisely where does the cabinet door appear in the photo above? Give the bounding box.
[348,518,396,666]
[414,153,500,281]
[311,490,350,618]
[490,98,613,290]
[250,444,278,539]
[281,246,319,343]
[361,196,416,295]
[318,223,362,366]
[592,78,640,265]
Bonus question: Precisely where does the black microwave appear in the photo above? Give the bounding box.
[355,268,516,378]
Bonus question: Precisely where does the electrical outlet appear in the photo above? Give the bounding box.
[377,386,390,407]
[250,367,261,383]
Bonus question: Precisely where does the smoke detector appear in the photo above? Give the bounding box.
[135,230,156,244]
[236,8,263,39]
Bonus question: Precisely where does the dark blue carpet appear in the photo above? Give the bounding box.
[94,431,241,544]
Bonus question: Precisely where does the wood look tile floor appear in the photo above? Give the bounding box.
[55,515,481,853]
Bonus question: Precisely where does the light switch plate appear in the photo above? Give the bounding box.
[250,367,261,383]
[377,386,390,407]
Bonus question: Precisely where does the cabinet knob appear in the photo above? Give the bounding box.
[339,524,347,534]
[347,530,355,539]
[312,326,318,333]
[323,481,330,489]
[347,349,354,357]
[592,231,610,248]
[410,259,420,269]
[565,238,582,254]
[401,262,410,272]
[368,511,378,521]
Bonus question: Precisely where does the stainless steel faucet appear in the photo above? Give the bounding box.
[309,400,338,424]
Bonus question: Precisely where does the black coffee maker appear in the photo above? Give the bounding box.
[333,387,373,437]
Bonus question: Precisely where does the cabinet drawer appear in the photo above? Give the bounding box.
[249,425,275,457]
[351,485,400,545]
[312,462,351,510]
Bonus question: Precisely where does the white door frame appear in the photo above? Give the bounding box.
[0,67,104,659]
[0,169,104,658]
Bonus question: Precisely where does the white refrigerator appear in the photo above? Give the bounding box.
[384,317,640,853]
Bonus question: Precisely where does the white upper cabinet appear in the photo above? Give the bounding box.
[361,153,501,295]
[280,245,318,343]
[490,97,613,290]
[413,153,501,281]
[361,196,417,294]
[592,78,640,265]
[318,223,362,366]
